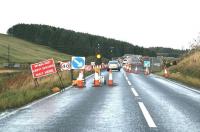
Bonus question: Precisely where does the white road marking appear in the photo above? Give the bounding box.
[138,102,157,128]
[131,88,139,96]
[128,80,132,86]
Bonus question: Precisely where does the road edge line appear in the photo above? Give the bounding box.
[152,74,200,94]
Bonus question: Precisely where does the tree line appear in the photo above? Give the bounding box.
[149,47,186,58]
[7,24,156,59]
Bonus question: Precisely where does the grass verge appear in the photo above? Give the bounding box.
[0,70,93,111]
[155,71,200,89]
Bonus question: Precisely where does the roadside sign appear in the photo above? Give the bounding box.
[144,61,151,67]
[31,59,57,78]
[71,57,85,69]
[60,61,71,71]
[91,62,95,66]
[85,65,92,71]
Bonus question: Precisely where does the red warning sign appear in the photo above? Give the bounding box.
[31,59,57,78]
[85,65,92,71]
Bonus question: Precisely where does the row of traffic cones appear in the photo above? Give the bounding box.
[75,66,106,88]
[124,64,132,73]
[124,64,141,74]
[75,67,170,88]
[94,69,113,87]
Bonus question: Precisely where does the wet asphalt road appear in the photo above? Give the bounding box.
[0,70,200,132]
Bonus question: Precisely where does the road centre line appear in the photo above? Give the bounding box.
[131,88,139,97]
[138,102,157,128]
[123,72,132,86]
[128,80,132,86]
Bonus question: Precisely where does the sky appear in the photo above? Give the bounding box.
[1,0,200,49]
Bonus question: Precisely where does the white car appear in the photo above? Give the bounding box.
[122,59,128,65]
[108,61,121,71]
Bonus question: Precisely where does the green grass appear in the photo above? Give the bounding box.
[0,33,71,63]
[169,72,200,89]
[0,33,94,111]
[0,32,72,110]
[0,87,51,110]
[167,51,200,89]
[169,51,200,78]
[155,51,200,89]
[0,70,71,111]
[155,70,200,89]
[0,70,92,111]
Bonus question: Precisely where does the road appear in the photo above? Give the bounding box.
[0,70,200,132]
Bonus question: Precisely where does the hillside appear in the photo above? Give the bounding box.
[7,24,156,58]
[149,47,186,57]
[0,34,71,64]
[168,50,200,88]
[170,51,200,78]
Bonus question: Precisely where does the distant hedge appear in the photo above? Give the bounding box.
[7,24,156,58]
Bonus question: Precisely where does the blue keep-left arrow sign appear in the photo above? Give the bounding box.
[71,57,85,69]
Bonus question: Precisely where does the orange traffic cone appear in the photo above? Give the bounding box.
[94,70,100,87]
[108,69,113,86]
[126,65,131,73]
[144,67,149,75]
[77,70,84,88]
[126,64,129,72]
[163,68,169,78]
[135,66,138,74]
[128,65,132,73]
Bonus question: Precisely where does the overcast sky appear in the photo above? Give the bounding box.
[1,0,200,49]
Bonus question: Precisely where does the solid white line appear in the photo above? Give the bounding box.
[138,102,157,128]
[131,88,139,96]
[152,74,200,94]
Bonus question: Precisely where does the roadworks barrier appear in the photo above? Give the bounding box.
[123,64,132,73]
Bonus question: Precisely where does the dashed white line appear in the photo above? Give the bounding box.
[131,88,139,97]
[128,80,132,86]
[124,74,132,86]
[138,102,157,128]
[123,72,132,86]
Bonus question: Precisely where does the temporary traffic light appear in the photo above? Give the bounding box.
[96,54,101,59]
[96,54,102,65]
